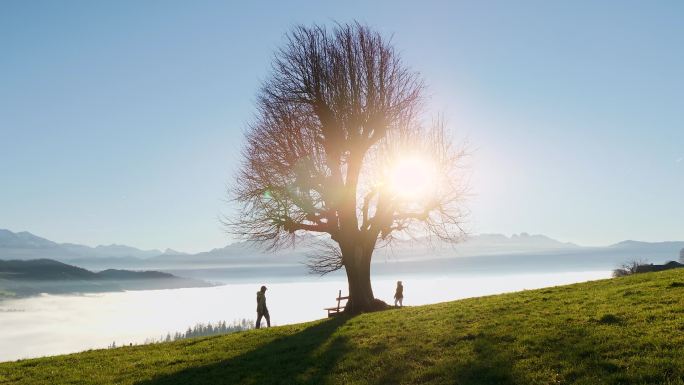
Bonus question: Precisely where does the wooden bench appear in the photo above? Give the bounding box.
[324,290,349,317]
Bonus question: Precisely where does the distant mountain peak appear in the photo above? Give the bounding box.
[611,240,639,247]
[163,248,187,255]
[610,240,684,248]
[0,229,57,248]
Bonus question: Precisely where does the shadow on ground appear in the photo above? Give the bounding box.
[135,316,350,385]
[133,308,639,385]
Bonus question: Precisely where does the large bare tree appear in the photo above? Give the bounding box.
[230,23,467,313]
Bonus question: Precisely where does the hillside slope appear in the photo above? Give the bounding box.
[0,259,212,297]
[2,270,684,385]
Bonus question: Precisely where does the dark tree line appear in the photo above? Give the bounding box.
[109,319,253,348]
[157,319,253,343]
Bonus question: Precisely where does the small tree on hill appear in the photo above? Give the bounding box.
[230,22,468,313]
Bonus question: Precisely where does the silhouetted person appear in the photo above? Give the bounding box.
[256,285,270,329]
[394,281,404,307]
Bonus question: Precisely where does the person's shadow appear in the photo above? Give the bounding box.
[135,316,350,385]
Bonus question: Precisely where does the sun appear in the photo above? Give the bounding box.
[386,156,439,201]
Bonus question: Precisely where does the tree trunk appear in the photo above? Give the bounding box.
[341,241,387,314]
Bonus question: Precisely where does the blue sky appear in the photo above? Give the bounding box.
[1,1,682,252]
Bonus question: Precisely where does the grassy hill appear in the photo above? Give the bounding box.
[2,269,684,385]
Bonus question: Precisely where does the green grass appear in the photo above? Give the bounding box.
[3,269,684,385]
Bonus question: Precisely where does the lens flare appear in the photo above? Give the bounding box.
[387,156,438,201]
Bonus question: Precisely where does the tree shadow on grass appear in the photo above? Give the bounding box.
[135,316,350,385]
[449,335,517,384]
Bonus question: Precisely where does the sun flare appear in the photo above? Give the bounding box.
[386,156,439,201]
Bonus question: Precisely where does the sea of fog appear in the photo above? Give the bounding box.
[0,269,610,362]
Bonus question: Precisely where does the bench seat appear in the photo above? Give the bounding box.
[325,291,349,317]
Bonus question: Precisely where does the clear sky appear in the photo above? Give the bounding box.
[1,1,682,252]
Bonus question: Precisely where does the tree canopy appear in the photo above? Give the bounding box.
[229,22,467,310]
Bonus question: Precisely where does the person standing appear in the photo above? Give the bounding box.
[394,281,404,307]
[256,285,271,329]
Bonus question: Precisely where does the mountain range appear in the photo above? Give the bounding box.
[0,229,166,259]
[1,229,683,271]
